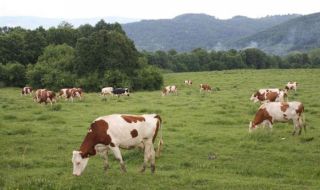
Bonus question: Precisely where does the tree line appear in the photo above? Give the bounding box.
[0,21,163,91]
[142,48,320,72]
[1,20,320,91]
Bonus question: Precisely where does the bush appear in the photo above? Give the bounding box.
[0,62,26,87]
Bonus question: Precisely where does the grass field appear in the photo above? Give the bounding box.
[1,69,320,190]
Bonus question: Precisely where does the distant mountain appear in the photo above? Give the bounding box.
[229,12,320,55]
[0,16,141,29]
[122,13,300,52]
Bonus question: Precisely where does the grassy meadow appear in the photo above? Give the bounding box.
[0,69,320,190]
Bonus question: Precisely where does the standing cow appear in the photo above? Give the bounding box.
[162,85,177,96]
[249,101,305,135]
[285,82,298,92]
[34,89,56,105]
[59,88,82,102]
[250,88,287,103]
[71,114,163,176]
[21,86,33,96]
[184,80,192,85]
[199,84,212,92]
[101,87,114,96]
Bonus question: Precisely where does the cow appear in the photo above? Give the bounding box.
[285,82,298,92]
[184,80,192,85]
[21,86,32,96]
[112,88,130,97]
[71,114,163,176]
[101,87,114,96]
[34,89,56,105]
[162,85,177,96]
[249,101,305,135]
[59,88,82,102]
[199,84,212,92]
[33,89,46,102]
[250,88,287,103]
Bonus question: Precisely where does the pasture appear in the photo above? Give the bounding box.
[0,69,320,190]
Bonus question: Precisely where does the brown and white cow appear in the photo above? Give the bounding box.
[162,85,177,96]
[21,86,33,96]
[199,84,212,92]
[250,88,287,103]
[34,89,56,105]
[71,114,163,176]
[285,82,298,92]
[59,88,82,102]
[184,80,192,85]
[249,101,305,135]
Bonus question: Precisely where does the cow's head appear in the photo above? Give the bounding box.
[250,93,259,103]
[124,88,130,96]
[71,150,89,176]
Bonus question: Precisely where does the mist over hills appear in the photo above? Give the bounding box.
[122,13,301,53]
[229,12,320,55]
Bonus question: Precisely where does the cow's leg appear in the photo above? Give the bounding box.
[141,139,155,173]
[266,121,273,132]
[110,146,126,173]
[292,120,299,135]
[95,145,110,172]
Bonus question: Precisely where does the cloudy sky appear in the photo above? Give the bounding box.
[1,0,319,19]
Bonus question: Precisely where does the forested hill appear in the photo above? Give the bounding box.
[122,13,300,52]
[229,12,320,55]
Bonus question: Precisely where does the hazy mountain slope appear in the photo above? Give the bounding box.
[229,12,320,55]
[122,13,300,52]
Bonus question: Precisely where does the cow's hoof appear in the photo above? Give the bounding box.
[140,166,146,173]
[151,164,155,173]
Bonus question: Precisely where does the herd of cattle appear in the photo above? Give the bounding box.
[21,81,304,176]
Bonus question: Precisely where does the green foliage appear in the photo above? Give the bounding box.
[0,62,26,87]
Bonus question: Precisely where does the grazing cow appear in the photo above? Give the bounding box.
[162,85,177,96]
[112,88,130,97]
[71,114,163,176]
[21,87,32,95]
[59,88,82,102]
[35,89,56,105]
[249,101,305,135]
[199,84,212,92]
[250,88,287,103]
[33,89,46,102]
[184,80,192,85]
[101,87,114,96]
[285,82,298,92]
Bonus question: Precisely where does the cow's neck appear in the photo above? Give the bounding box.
[79,134,96,158]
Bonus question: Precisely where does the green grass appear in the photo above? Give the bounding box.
[0,69,320,190]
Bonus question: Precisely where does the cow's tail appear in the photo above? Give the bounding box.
[302,112,306,134]
[155,115,163,158]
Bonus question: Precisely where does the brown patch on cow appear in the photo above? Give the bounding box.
[79,120,111,158]
[110,142,115,147]
[121,115,146,123]
[252,108,273,127]
[266,91,278,102]
[281,102,289,112]
[130,129,138,138]
[283,114,288,120]
[296,103,304,116]
[200,84,212,91]
[254,91,265,101]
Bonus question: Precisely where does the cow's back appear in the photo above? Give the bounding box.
[96,114,158,147]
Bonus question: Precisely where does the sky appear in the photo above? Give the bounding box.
[1,0,320,19]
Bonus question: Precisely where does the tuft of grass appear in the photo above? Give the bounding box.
[3,114,17,120]
[49,104,62,111]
